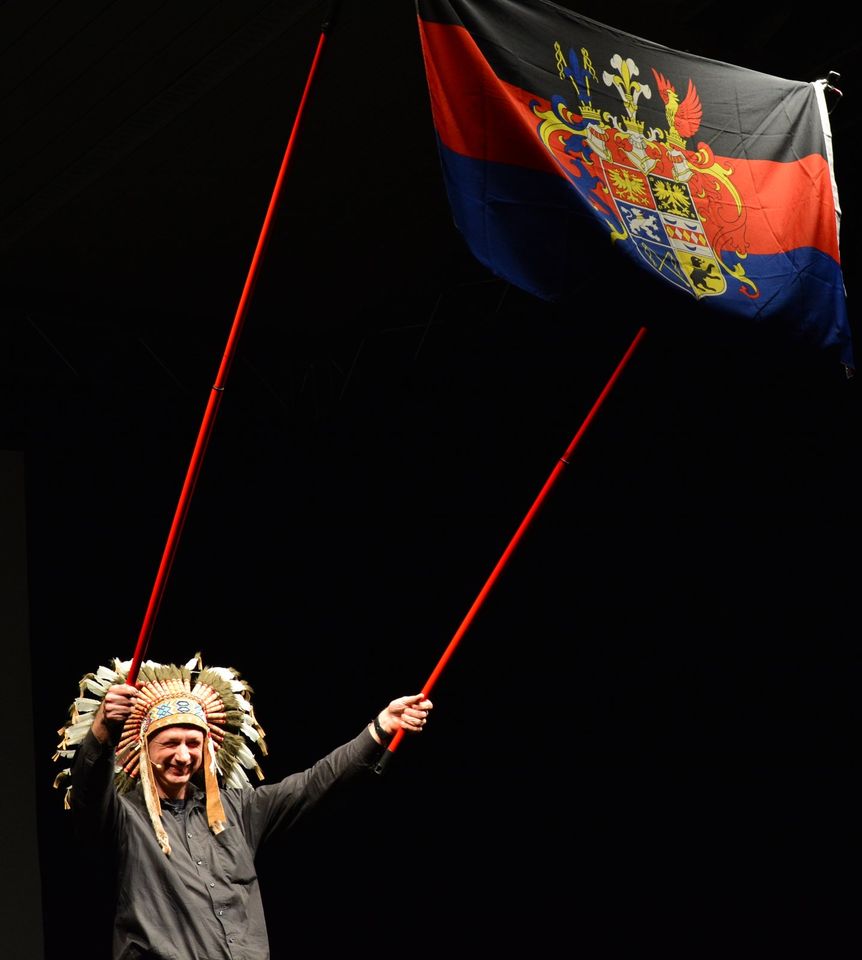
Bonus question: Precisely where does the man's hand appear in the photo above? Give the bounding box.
[371,693,433,744]
[92,683,139,745]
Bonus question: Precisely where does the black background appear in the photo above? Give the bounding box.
[2,1,859,955]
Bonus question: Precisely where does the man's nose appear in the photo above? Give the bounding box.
[175,742,191,762]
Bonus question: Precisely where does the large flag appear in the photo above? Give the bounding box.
[416,0,854,370]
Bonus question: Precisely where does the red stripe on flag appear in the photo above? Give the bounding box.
[419,18,558,174]
[730,155,841,262]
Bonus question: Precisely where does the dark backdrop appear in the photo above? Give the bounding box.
[2,2,859,956]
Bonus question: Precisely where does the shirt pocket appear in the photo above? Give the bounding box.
[213,825,258,885]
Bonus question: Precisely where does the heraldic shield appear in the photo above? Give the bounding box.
[600,160,726,299]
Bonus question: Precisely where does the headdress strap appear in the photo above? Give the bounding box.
[139,746,172,855]
[204,736,227,835]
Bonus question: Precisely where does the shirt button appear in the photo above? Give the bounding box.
[210,882,215,888]
[187,833,193,839]
[218,910,224,916]
[196,860,202,865]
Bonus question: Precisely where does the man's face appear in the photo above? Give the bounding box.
[147,725,205,797]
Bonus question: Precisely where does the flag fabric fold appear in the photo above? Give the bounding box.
[416,0,854,370]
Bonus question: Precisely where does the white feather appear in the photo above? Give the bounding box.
[63,725,92,745]
[235,742,258,770]
[240,721,260,742]
[225,766,252,789]
[207,666,236,682]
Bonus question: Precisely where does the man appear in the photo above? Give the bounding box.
[53,654,433,960]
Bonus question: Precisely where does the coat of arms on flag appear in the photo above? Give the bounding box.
[535,45,754,302]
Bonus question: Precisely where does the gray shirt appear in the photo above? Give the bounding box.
[70,727,383,960]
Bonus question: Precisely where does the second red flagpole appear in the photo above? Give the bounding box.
[375,324,648,772]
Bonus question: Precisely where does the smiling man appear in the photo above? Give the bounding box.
[149,727,203,773]
[146,726,205,797]
[53,655,432,960]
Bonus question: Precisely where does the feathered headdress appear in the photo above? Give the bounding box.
[53,653,267,855]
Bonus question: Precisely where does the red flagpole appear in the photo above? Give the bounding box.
[127,3,343,686]
[375,324,648,772]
